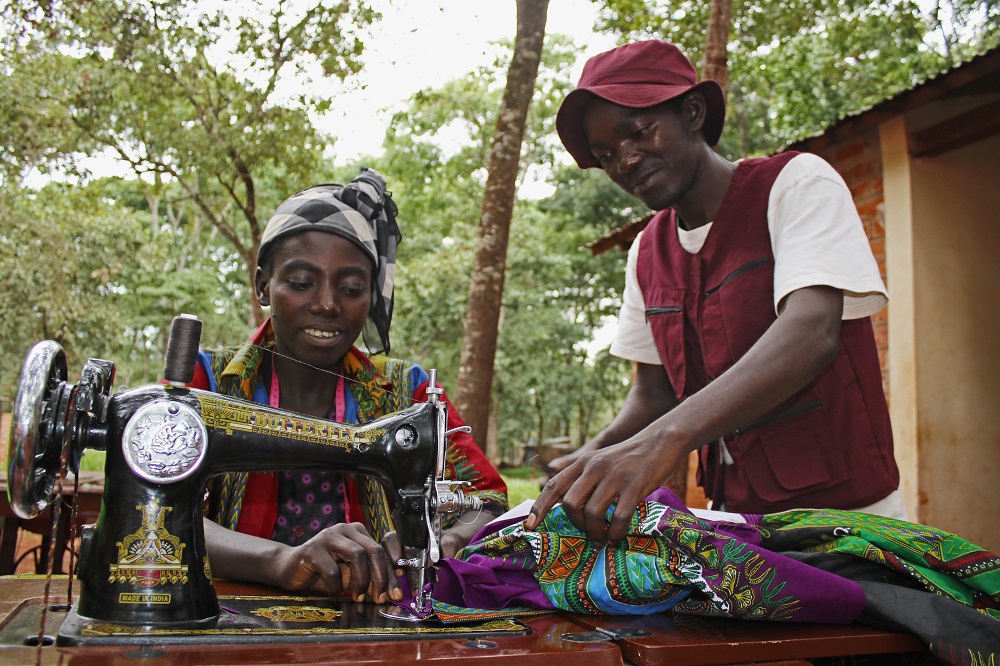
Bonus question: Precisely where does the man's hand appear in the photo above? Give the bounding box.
[526,430,687,545]
[271,523,404,604]
[525,362,680,543]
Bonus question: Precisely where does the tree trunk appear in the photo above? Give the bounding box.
[701,0,733,99]
[486,395,500,464]
[454,0,549,449]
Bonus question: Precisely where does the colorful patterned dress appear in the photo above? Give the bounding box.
[190,319,508,543]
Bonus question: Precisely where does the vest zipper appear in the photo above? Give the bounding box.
[645,305,681,322]
[703,257,771,299]
[733,398,822,436]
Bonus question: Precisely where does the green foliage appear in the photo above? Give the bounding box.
[593,0,998,155]
[371,37,637,460]
[0,0,379,323]
[375,37,580,384]
[0,178,249,399]
[79,450,107,473]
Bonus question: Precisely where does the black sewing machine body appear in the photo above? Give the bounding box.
[80,384,437,627]
[7,337,474,631]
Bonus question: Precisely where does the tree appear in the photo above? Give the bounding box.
[702,0,733,97]
[0,182,143,397]
[454,0,550,448]
[0,0,379,324]
[357,34,636,462]
[0,175,253,401]
[490,164,641,462]
[591,0,994,155]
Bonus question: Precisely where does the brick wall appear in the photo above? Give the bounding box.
[807,132,889,399]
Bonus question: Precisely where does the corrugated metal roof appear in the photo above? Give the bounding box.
[785,46,1000,153]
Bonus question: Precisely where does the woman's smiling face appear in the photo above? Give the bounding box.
[256,230,372,371]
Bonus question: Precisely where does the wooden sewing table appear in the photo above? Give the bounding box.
[0,576,925,665]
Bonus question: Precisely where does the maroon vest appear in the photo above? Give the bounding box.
[637,153,898,514]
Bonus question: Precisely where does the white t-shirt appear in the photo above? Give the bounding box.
[610,153,888,366]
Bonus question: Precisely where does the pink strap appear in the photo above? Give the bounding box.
[270,364,344,420]
[334,373,346,421]
[269,364,281,408]
[271,363,350,518]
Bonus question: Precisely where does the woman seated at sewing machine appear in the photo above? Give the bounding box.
[186,168,508,606]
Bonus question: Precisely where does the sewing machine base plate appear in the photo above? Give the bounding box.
[6,594,530,647]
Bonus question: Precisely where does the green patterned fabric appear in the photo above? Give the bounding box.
[761,509,1000,621]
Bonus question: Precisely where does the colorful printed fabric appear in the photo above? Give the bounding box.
[433,488,1000,663]
[193,319,507,542]
[758,509,1000,621]
[433,487,866,624]
[432,600,550,624]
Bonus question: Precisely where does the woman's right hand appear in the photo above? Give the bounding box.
[272,522,404,604]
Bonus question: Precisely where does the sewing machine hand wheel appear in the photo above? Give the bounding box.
[6,340,75,519]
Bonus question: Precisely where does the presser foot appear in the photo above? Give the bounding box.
[378,605,428,623]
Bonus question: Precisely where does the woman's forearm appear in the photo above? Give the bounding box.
[203,518,289,588]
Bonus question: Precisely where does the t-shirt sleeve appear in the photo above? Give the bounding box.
[769,153,888,320]
[609,232,662,365]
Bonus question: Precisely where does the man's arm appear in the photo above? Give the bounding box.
[527,284,843,543]
[546,361,679,474]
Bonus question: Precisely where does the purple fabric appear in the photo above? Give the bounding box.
[388,573,433,619]
[435,555,553,610]
[643,487,767,545]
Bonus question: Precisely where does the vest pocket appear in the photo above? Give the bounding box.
[644,289,688,399]
[645,305,681,319]
[702,257,771,299]
[732,399,851,504]
[700,256,774,377]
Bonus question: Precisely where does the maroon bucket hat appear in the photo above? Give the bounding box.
[556,40,726,169]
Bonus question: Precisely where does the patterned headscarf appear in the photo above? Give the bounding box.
[257,168,402,355]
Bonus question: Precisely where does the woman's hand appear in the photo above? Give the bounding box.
[438,509,497,559]
[271,523,404,604]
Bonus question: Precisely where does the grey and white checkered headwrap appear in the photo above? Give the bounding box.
[257,167,402,355]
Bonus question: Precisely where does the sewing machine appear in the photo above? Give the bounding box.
[5,316,482,634]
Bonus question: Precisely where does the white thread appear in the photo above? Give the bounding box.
[249,343,426,406]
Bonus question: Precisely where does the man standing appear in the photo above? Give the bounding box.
[528,40,903,544]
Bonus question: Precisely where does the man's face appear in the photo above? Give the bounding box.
[582,96,701,211]
[255,231,372,371]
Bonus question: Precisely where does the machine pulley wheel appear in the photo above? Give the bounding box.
[6,340,74,519]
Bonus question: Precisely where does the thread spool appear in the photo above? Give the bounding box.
[163,314,202,386]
